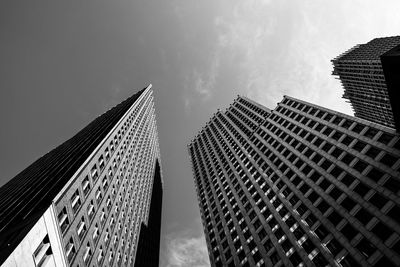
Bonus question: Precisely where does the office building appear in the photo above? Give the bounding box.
[0,85,163,267]
[332,36,400,131]
[188,95,400,267]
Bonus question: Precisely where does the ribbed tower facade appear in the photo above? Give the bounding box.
[188,96,400,267]
[0,85,163,267]
[332,36,400,130]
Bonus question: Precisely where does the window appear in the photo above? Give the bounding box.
[93,223,100,243]
[105,147,110,161]
[104,229,110,245]
[300,238,314,254]
[33,235,52,267]
[353,160,368,173]
[339,254,360,267]
[353,182,370,198]
[342,136,353,146]
[312,252,328,267]
[371,222,392,241]
[373,256,396,267]
[58,207,69,233]
[91,165,98,181]
[326,238,342,256]
[82,176,90,197]
[369,192,387,210]
[97,246,104,264]
[352,140,366,152]
[356,237,376,258]
[352,123,365,134]
[366,146,380,159]
[77,216,87,240]
[270,251,280,265]
[366,168,384,180]
[341,224,357,241]
[380,153,398,168]
[340,173,355,187]
[383,178,400,195]
[355,208,372,225]
[102,176,109,190]
[99,155,105,170]
[377,132,393,145]
[387,205,400,225]
[83,242,92,265]
[364,128,378,139]
[87,200,95,221]
[331,131,342,141]
[106,197,112,211]
[341,197,356,212]
[71,189,81,214]
[65,237,76,263]
[95,187,103,204]
[314,224,329,240]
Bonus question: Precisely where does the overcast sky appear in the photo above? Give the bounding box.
[0,1,399,266]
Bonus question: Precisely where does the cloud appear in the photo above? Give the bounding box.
[183,54,220,113]
[162,230,210,267]
[210,0,400,115]
[193,56,220,100]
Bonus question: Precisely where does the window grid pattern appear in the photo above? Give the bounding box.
[189,95,400,267]
[332,36,400,129]
[54,88,161,267]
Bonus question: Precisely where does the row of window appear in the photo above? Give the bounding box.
[189,97,400,266]
[57,94,158,266]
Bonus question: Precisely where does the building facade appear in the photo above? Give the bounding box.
[0,85,163,267]
[188,95,400,267]
[332,36,400,130]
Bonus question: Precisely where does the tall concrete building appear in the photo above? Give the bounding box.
[188,95,400,267]
[0,85,163,267]
[332,36,400,131]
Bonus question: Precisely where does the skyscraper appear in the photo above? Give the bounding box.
[0,85,163,267]
[188,95,400,267]
[332,36,400,131]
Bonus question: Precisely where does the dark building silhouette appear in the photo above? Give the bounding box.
[332,36,400,131]
[0,85,163,267]
[189,95,400,267]
[134,160,163,267]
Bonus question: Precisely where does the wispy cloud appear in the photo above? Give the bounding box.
[183,54,220,113]
[193,55,220,100]
[162,229,209,267]
[210,0,400,114]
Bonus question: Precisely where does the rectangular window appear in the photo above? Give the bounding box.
[82,176,90,197]
[110,140,115,152]
[104,229,110,245]
[105,147,110,161]
[106,197,112,211]
[99,155,105,170]
[90,166,98,184]
[33,235,52,267]
[65,238,76,263]
[77,217,87,240]
[100,209,106,225]
[58,207,69,233]
[97,246,104,264]
[93,223,100,243]
[87,200,95,221]
[83,243,92,265]
[71,189,81,214]
[95,188,102,205]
